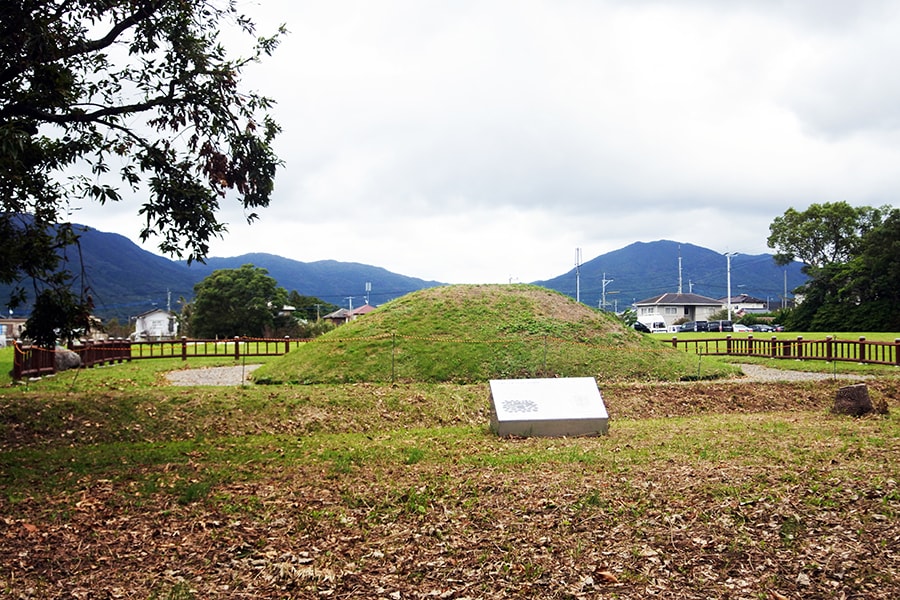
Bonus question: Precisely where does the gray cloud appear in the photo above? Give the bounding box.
[74,0,900,285]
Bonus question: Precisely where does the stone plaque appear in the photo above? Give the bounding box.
[488,377,609,437]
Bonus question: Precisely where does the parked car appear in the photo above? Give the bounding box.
[639,320,668,333]
[707,320,733,332]
[633,321,651,333]
[732,324,753,332]
[750,324,774,332]
[678,321,709,332]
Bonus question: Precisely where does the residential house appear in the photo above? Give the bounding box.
[0,317,27,345]
[132,308,178,340]
[719,293,767,316]
[351,303,376,317]
[322,307,352,325]
[633,292,723,330]
[322,303,376,326]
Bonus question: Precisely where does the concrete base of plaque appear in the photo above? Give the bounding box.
[489,377,609,437]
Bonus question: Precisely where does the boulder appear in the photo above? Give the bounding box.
[832,383,873,416]
[54,346,82,372]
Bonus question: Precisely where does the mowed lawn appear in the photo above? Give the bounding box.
[0,342,898,599]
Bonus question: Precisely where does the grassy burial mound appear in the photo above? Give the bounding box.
[254,284,736,384]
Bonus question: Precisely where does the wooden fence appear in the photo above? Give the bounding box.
[671,335,900,366]
[14,333,900,380]
[12,337,306,380]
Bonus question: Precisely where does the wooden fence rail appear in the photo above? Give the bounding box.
[12,337,306,380]
[671,335,900,366]
[14,333,899,380]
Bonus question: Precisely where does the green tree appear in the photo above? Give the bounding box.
[1,1,283,345]
[190,265,287,338]
[103,317,131,339]
[836,208,900,330]
[767,202,894,331]
[767,202,887,268]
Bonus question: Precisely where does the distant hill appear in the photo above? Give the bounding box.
[0,225,198,322]
[0,225,443,322]
[183,253,443,309]
[534,240,807,309]
[0,224,806,323]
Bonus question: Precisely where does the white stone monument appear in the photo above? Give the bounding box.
[488,377,609,437]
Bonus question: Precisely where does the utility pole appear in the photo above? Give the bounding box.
[725,252,738,320]
[575,248,582,303]
[365,282,371,305]
[600,273,614,310]
[783,270,788,310]
[678,245,683,294]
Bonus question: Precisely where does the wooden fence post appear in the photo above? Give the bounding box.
[83,339,94,368]
[796,336,803,359]
[858,336,867,363]
[234,336,240,360]
[825,336,833,361]
[284,336,290,354]
[12,341,23,380]
[181,337,188,361]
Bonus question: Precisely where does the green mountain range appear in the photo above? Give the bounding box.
[2,225,806,322]
[534,240,806,310]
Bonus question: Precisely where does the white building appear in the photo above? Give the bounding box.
[633,292,723,330]
[718,293,768,315]
[132,309,178,340]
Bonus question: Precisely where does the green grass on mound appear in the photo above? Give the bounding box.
[254,284,738,384]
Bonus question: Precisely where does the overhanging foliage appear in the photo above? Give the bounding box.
[0,1,284,344]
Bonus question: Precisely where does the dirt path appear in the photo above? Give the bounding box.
[163,363,870,386]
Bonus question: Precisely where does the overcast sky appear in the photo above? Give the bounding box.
[77,0,900,285]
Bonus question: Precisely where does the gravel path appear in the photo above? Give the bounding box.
[165,364,263,386]
[736,363,871,382]
[163,363,869,386]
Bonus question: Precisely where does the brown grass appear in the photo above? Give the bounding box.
[1,375,898,598]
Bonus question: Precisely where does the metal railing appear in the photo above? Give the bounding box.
[670,335,900,366]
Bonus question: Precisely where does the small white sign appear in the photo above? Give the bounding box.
[489,377,609,437]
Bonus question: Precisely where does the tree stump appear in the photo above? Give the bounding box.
[832,383,873,416]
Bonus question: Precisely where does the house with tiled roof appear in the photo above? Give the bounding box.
[323,304,376,325]
[633,292,723,330]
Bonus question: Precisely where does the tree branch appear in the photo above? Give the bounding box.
[0,0,168,86]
